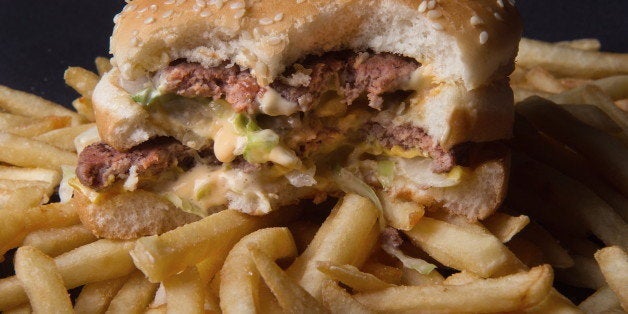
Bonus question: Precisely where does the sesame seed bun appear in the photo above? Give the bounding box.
[111,0,521,89]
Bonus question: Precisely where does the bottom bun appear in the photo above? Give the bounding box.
[393,154,510,221]
[74,190,200,240]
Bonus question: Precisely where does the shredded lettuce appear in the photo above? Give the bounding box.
[382,243,436,275]
[376,160,395,189]
[333,167,385,230]
[163,193,209,218]
[131,87,163,106]
[233,113,299,167]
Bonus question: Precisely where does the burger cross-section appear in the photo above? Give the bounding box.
[71,0,522,239]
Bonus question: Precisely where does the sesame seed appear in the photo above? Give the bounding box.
[230,1,244,9]
[296,0,305,3]
[259,18,273,25]
[162,10,174,18]
[508,0,515,5]
[200,10,211,17]
[164,0,175,4]
[124,4,135,12]
[144,17,155,24]
[138,7,148,13]
[431,22,443,30]
[267,36,282,45]
[496,0,504,8]
[193,4,201,11]
[479,31,488,44]
[234,9,245,18]
[427,9,442,19]
[150,4,158,11]
[274,13,284,21]
[427,0,436,9]
[494,12,503,21]
[113,13,121,23]
[418,1,427,12]
[195,0,206,7]
[470,15,483,26]
[132,30,139,36]
[131,37,140,46]
[175,0,187,6]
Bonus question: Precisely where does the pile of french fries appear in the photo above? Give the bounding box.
[0,39,626,313]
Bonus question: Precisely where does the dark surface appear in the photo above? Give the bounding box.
[0,0,626,107]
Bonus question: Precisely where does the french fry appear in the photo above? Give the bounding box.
[249,245,327,314]
[164,267,204,314]
[0,239,136,310]
[516,97,628,196]
[443,271,481,286]
[0,185,47,211]
[378,191,424,230]
[593,75,628,100]
[64,67,100,99]
[316,261,393,292]
[219,227,297,314]
[555,255,605,290]
[0,201,80,260]
[22,225,97,257]
[555,38,601,51]
[511,153,628,248]
[106,270,159,314]
[287,194,379,300]
[513,87,553,103]
[14,246,73,313]
[519,221,574,269]
[579,285,623,314]
[354,265,554,313]
[525,290,581,314]
[594,246,628,310]
[361,261,403,285]
[525,66,566,93]
[404,217,525,277]
[512,115,628,221]
[401,266,444,286]
[0,132,78,170]
[616,99,628,111]
[72,97,96,122]
[2,304,31,314]
[482,212,530,243]
[74,276,130,314]
[320,279,372,314]
[517,38,628,78]
[288,220,320,253]
[559,104,622,134]
[95,57,113,76]
[581,84,628,131]
[257,284,283,314]
[0,165,61,188]
[0,85,83,125]
[34,123,95,152]
[132,209,292,283]
[506,237,546,268]
[0,113,71,137]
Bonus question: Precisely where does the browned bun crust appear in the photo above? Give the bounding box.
[74,189,199,239]
[110,0,521,89]
[393,148,510,221]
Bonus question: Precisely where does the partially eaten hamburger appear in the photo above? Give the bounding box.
[72,0,522,239]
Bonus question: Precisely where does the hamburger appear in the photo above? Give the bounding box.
[72,0,522,239]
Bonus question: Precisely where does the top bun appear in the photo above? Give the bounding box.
[111,0,522,89]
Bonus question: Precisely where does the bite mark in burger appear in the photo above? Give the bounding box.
[74,0,522,239]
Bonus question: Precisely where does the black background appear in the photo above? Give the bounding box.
[1,0,627,107]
